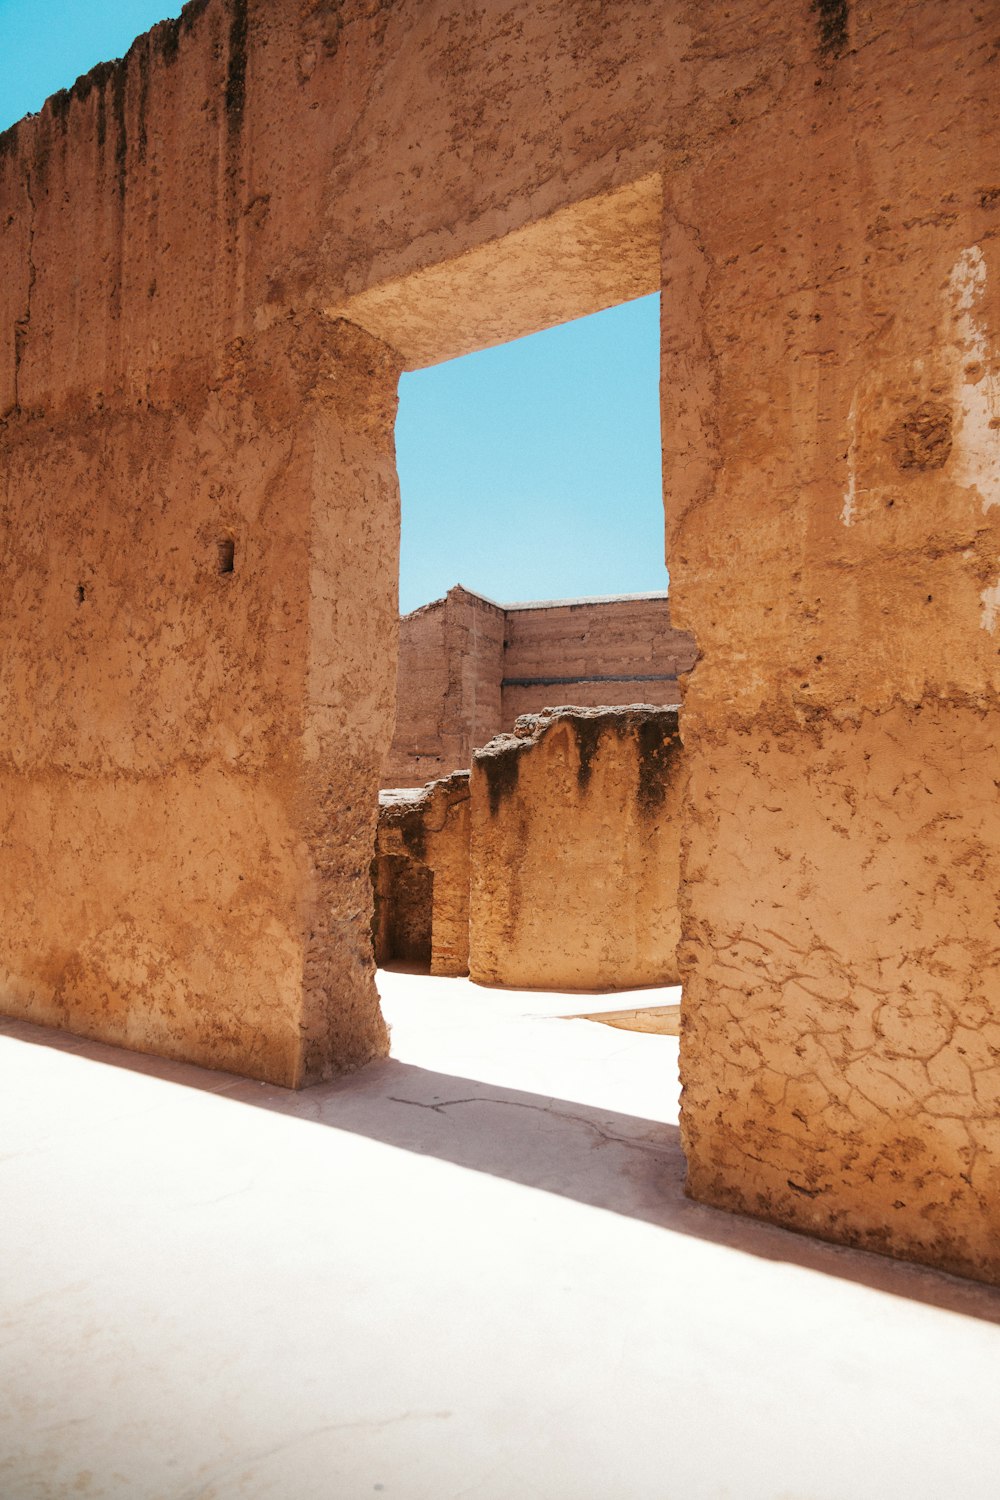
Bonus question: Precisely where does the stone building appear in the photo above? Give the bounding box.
[384,584,696,785]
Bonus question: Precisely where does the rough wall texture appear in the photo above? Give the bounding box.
[0,313,399,1085]
[383,587,504,787]
[2,0,999,1278]
[470,707,683,991]
[373,774,471,977]
[386,587,695,785]
[1,0,681,1086]
[371,856,434,967]
[662,5,1000,1282]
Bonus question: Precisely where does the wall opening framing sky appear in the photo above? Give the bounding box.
[1,3,667,621]
[396,293,666,615]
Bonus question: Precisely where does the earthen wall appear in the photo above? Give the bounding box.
[470,708,684,991]
[373,774,471,977]
[2,0,999,1280]
[383,587,505,786]
[386,589,694,785]
[501,595,695,723]
[659,5,1000,1284]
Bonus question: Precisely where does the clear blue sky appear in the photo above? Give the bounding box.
[1,2,667,615]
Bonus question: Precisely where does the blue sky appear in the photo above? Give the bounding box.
[396,298,665,612]
[1,1,667,614]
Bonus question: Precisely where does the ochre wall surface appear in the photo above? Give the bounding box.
[374,774,471,977]
[3,0,1000,1281]
[0,314,398,1085]
[470,708,683,992]
[659,7,1000,1282]
[385,587,695,785]
[371,856,434,967]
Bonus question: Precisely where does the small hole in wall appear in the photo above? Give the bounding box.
[926,594,933,603]
[217,538,235,575]
[75,584,86,605]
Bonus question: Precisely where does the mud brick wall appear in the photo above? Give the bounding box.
[501,595,697,725]
[386,589,695,786]
[663,5,1000,1282]
[383,587,504,788]
[0,313,399,1086]
[470,708,683,991]
[373,773,471,977]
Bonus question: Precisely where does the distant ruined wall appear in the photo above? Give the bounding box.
[386,590,694,786]
[501,596,696,724]
[382,596,450,788]
[470,708,684,992]
[383,587,504,786]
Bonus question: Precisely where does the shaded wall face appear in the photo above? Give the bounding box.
[664,4,1000,1282]
[0,315,400,1086]
[469,712,683,992]
[373,857,433,967]
[373,773,471,977]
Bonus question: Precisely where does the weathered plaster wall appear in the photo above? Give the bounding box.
[0,0,680,414]
[371,855,433,968]
[0,313,400,1084]
[0,0,681,1085]
[382,596,450,788]
[374,774,471,977]
[470,707,683,991]
[662,5,1000,1281]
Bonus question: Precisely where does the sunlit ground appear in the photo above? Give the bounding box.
[2,972,1000,1499]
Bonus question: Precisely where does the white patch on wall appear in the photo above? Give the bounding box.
[980,581,1000,633]
[841,391,858,526]
[948,246,1000,513]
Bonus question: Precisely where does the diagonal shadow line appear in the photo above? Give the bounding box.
[236,1056,1000,1325]
[6,1018,1000,1326]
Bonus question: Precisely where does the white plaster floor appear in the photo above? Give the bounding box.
[3,972,1000,1500]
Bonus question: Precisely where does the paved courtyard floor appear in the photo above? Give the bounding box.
[2,970,1000,1499]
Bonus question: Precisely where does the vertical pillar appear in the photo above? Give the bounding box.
[664,6,1000,1282]
[0,314,401,1086]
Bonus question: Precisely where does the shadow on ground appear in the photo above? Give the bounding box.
[6,1015,1000,1327]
